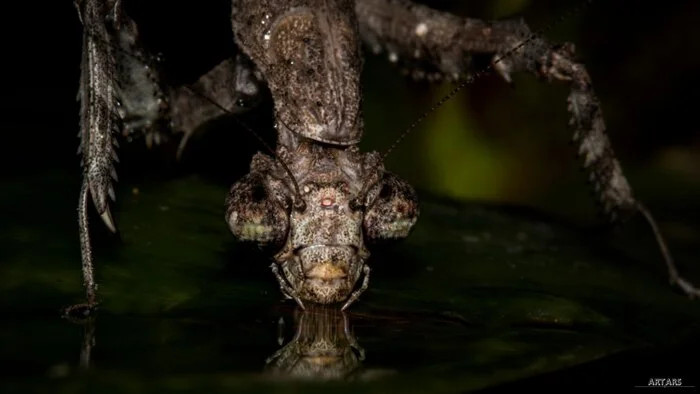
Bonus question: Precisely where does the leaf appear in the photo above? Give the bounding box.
[2,173,699,392]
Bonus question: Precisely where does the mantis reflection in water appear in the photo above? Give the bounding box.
[68,306,395,381]
[265,305,368,381]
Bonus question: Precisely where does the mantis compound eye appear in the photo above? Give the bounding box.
[225,172,290,247]
[363,173,419,242]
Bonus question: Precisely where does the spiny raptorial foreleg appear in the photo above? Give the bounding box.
[70,0,173,315]
[66,0,123,317]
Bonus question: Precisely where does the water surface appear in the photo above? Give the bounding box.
[2,172,699,393]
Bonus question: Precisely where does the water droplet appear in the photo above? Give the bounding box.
[263,31,271,41]
[388,52,398,63]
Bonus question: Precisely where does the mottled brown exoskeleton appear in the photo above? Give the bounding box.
[67,0,698,317]
[225,0,419,310]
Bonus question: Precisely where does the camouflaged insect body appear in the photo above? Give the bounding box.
[67,0,699,318]
[226,139,419,307]
[227,0,419,308]
[232,0,364,145]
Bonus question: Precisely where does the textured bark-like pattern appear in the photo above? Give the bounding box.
[73,0,124,311]
[231,0,364,144]
[226,140,390,306]
[564,54,636,223]
[69,0,268,315]
[225,167,291,247]
[362,172,419,241]
[355,0,542,82]
[227,1,420,308]
[77,0,121,228]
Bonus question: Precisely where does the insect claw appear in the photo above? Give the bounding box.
[175,131,192,161]
[270,262,305,308]
[492,55,512,84]
[107,184,116,202]
[100,206,117,233]
[341,300,352,311]
[342,265,371,311]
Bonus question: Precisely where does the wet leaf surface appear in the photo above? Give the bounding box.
[2,171,699,393]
